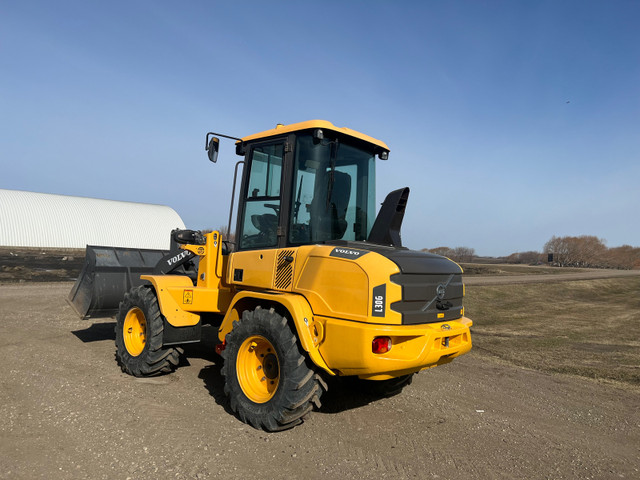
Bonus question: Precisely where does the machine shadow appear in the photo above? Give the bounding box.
[317,377,386,414]
[197,361,384,417]
[194,331,386,416]
[72,321,116,343]
[72,322,386,416]
[198,361,234,415]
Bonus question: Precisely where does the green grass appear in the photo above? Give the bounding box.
[464,277,640,385]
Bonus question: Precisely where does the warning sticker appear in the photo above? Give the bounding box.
[183,289,193,304]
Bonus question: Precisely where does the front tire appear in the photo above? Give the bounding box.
[115,285,180,376]
[221,307,323,431]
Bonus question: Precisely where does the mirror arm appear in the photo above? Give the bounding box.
[206,132,242,145]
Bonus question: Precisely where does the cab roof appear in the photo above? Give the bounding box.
[239,120,390,153]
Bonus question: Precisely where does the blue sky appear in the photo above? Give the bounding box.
[2,1,638,256]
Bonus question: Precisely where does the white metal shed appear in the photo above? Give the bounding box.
[0,189,185,249]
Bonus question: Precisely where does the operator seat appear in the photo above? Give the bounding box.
[310,171,351,241]
[251,213,278,247]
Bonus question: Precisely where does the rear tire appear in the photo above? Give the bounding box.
[221,307,323,431]
[115,285,180,377]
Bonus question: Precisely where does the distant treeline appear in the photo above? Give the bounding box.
[421,246,476,263]
[423,236,640,270]
[542,235,640,269]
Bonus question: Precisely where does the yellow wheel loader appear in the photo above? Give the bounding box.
[68,120,472,431]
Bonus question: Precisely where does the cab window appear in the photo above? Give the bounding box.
[289,135,375,245]
[239,143,283,249]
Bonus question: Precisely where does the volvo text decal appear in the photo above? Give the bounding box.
[330,247,369,260]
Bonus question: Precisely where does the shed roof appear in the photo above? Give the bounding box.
[0,189,185,249]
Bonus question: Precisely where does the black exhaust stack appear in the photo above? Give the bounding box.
[367,187,410,248]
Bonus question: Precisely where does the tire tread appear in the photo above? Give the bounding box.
[115,285,180,377]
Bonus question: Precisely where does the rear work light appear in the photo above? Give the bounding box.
[372,336,392,354]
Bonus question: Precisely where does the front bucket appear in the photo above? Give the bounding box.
[67,245,168,319]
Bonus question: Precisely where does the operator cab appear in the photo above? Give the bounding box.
[231,120,390,251]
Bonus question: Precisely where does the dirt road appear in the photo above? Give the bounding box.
[465,268,640,285]
[1,282,638,479]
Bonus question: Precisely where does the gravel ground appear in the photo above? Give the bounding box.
[1,282,639,479]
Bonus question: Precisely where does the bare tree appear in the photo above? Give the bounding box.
[572,236,607,267]
[544,236,570,266]
[605,245,640,269]
[543,235,638,269]
[423,246,475,262]
[424,247,454,258]
[506,251,543,265]
[452,247,476,263]
[216,225,236,243]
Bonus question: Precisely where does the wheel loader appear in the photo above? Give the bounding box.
[68,120,473,431]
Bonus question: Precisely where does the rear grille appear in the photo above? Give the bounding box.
[274,250,294,290]
[390,273,464,325]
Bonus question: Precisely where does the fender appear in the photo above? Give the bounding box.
[218,290,334,376]
[140,275,200,327]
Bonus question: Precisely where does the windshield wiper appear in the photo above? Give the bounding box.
[293,176,303,223]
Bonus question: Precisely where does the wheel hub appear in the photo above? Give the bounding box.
[123,307,146,357]
[237,335,280,403]
[263,353,278,380]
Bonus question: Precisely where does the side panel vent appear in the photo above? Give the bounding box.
[274,249,295,290]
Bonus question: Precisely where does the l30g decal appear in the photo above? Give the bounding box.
[372,284,386,317]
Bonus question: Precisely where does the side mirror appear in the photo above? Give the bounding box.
[206,133,220,163]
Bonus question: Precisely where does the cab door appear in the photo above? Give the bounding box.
[230,138,294,290]
[236,140,286,251]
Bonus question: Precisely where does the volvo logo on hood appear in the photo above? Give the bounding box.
[436,283,447,300]
[330,247,369,260]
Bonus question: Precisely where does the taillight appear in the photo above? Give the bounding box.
[372,336,392,354]
[215,340,226,355]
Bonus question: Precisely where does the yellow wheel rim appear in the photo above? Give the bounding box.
[236,335,279,403]
[123,307,146,357]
